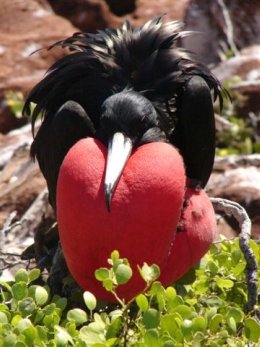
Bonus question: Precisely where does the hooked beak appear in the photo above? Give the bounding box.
[104,132,133,212]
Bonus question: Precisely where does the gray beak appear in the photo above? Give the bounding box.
[104,132,133,212]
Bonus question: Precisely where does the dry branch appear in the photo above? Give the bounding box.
[211,197,259,316]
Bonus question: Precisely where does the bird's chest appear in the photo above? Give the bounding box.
[56,138,185,301]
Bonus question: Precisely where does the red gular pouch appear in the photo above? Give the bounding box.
[56,138,186,302]
[160,188,216,284]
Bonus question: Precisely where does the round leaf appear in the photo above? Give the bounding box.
[173,305,196,320]
[28,268,41,282]
[192,316,207,333]
[12,282,28,300]
[15,269,29,283]
[18,297,36,317]
[55,326,73,347]
[244,317,260,342]
[140,263,160,283]
[67,308,87,326]
[115,264,132,285]
[136,294,149,312]
[227,316,237,334]
[17,318,32,332]
[95,268,110,281]
[55,297,68,311]
[143,308,160,329]
[0,311,8,323]
[35,286,49,306]
[215,277,234,290]
[83,291,97,311]
[209,314,223,333]
[181,319,192,341]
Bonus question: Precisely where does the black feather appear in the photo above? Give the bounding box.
[23,16,226,207]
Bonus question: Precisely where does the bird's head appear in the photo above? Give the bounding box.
[99,91,166,211]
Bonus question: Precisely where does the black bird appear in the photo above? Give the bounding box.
[24,17,223,213]
[23,18,226,293]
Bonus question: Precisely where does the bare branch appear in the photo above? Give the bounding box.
[210,198,259,316]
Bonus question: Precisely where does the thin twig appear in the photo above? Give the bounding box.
[210,198,259,316]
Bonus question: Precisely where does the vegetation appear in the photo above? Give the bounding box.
[0,239,259,346]
[216,78,260,156]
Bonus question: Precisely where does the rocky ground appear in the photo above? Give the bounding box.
[0,0,260,278]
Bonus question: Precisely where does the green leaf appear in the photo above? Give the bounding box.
[209,314,223,333]
[18,297,36,317]
[160,314,183,341]
[136,294,149,312]
[227,316,237,334]
[17,318,32,332]
[149,281,165,295]
[55,325,73,347]
[28,268,41,282]
[139,263,160,283]
[95,268,110,281]
[3,333,17,347]
[111,250,120,262]
[36,326,48,342]
[35,286,49,306]
[15,268,29,283]
[192,316,207,333]
[142,308,160,329]
[115,263,132,285]
[83,291,97,311]
[215,277,234,289]
[14,342,27,347]
[42,303,56,315]
[67,308,87,326]
[165,286,176,300]
[106,316,122,339]
[43,313,60,328]
[172,305,196,320]
[192,331,205,344]
[12,282,28,300]
[23,325,37,345]
[244,317,260,342]
[232,262,246,277]
[205,307,217,322]
[11,314,22,327]
[0,311,8,323]
[226,308,244,324]
[207,260,218,275]
[103,279,113,292]
[202,295,223,308]
[143,330,163,347]
[54,297,68,311]
[181,319,193,341]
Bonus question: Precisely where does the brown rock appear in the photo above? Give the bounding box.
[207,155,260,240]
[0,0,77,98]
[47,0,121,32]
[0,123,46,228]
[213,46,260,83]
[182,0,260,65]
[46,0,190,33]
[130,0,190,25]
[213,45,260,117]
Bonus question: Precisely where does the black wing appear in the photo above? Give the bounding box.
[30,101,95,209]
[171,75,216,188]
